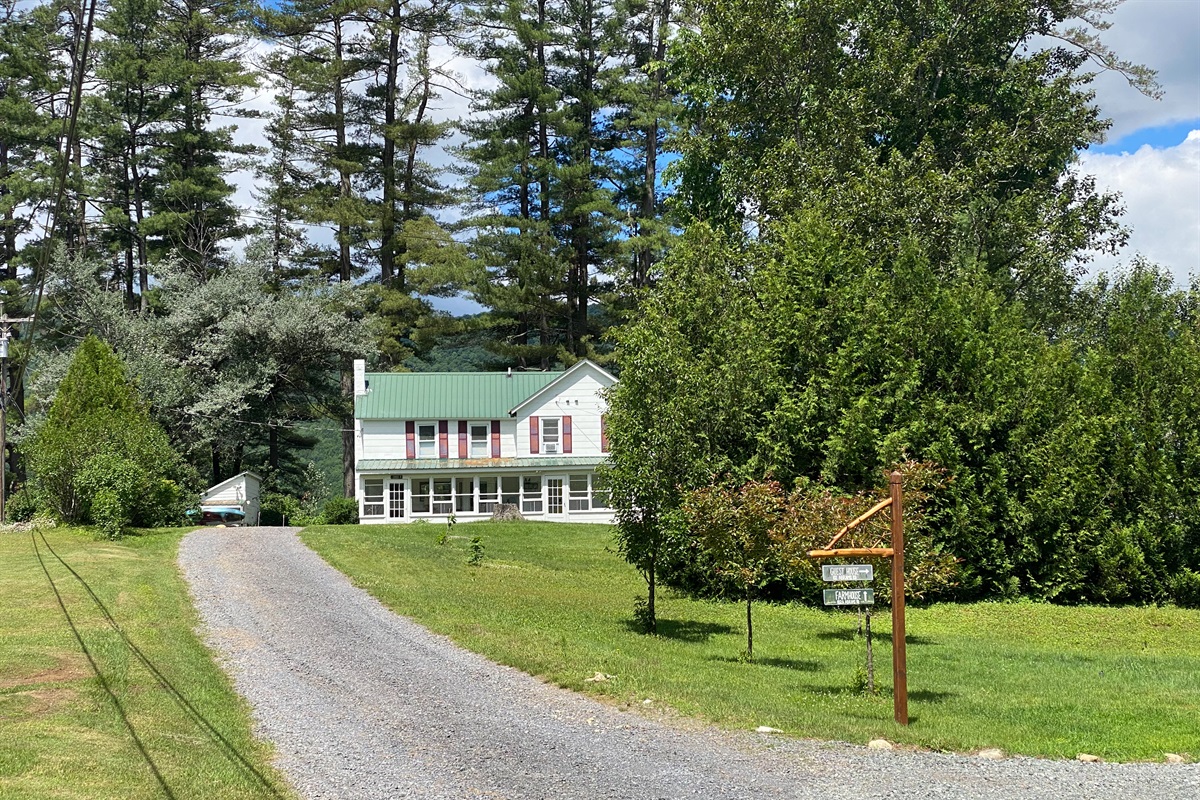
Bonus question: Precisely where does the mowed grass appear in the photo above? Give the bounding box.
[302,521,1200,762]
[0,527,295,800]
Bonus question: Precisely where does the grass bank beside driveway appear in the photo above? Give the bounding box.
[302,521,1200,763]
[0,526,295,800]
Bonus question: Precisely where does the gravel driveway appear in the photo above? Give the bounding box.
[178,527,1198,800]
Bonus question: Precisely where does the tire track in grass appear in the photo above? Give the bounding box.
[31,530,178,799]
[32,529,287,799]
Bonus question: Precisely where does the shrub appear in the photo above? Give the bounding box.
[24,336,195,532]
[260,492,302,526]
[1172,569,1200,609]
[322,496,359,525]
[90,488,126,540]
[258,491,324,527]
[5,488,37,523]
[468,536,485,566]
[72,452,146,538]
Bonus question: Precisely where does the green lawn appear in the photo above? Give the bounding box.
[302,520,1200,762]
[0,527,295,800]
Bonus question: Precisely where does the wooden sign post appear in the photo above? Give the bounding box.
[889,471,907,725]
[809,470,909,726]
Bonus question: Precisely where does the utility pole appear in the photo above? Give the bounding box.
[0,315,33,523]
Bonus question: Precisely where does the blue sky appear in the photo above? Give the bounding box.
[1072,0,1199,283]
[1093,119,1200,155]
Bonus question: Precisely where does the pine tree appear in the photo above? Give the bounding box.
[143,0,258,278]
[253,35,312,284]
[548,0,622,354]
[459,0,674,362]
[88,0,174,308]
[0,0,70,282]
[458,0,569,368]
[607,0,679,290]
[362,0,461,289]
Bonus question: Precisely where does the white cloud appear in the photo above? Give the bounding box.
[1079,130,1200,284]
[1086,0,1200,141]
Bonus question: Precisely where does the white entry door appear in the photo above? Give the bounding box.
[387,481,405,520]
[546,477,565,517]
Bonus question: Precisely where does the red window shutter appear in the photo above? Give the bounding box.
[600,414,609,453]
[438,420,449,459]
[562,416,572,453]
[458,420,468,459]
[529,416,540,454]
[406,421,416,460]
[491,420,501,458]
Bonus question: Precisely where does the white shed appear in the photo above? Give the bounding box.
[200,471,262,526]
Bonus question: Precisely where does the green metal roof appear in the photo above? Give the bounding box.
[355,371,562,420]
[357,456,605,472]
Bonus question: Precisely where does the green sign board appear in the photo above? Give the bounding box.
[822,564,873,582]
[823,588,874,606]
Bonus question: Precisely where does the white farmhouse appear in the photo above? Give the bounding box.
[352,359,616,524]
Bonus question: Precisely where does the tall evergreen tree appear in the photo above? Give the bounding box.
[0,0,71,281]
[607,0,679,290]
[547,0,622,353]
[143,0,257,278]
[363,0,460,289]
[261,0,377,285]
[459,0,567,368]
[459,0,678,361]
[87,0,173,308]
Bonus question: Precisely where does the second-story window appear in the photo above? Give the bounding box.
[470,423,489,457]
[541,417,560,454]
[418,424,437,458]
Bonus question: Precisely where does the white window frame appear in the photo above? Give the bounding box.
[479,476,500,513]
[541,417,561,454]
[522,475,543,513]
[591,473,610,509]
[362,477,385,517]
[433,477,453,514]
[568,474,589,511]
[470,423,490,458]
[411,478,432,514]
[455,477,475,512]
[417,423,438,459]
[500,475,520,506]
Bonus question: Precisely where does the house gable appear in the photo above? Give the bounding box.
[506,360,616,417]
[200,471,263,505]
[510,362,613,458]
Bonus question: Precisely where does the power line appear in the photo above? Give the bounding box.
[184,409,353,435]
